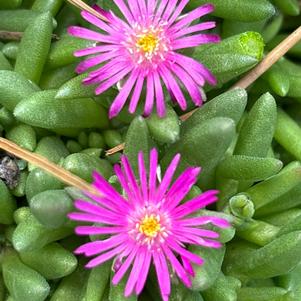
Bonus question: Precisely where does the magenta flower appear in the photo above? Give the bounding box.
[68,149,229,301]
[68,1,220,118]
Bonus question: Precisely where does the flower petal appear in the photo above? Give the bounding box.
[74,199,122,219]
[121,155,143,203]
[113,0,134,23]
[76,51,120,74]
[166,238,204,265]
[74,45,117,57]
[109,69,140,118]
[135,251,152,294]
[159,64,187,110]
[153,251,171,298]
[75,226,124,235]
[144,72,155,116]
[96,65,134,96]
[181,256,195,277]
[167,0,189,24]
[68,26,117,43]
[172,52,217,85]
[92,171,130,211]
[68,212,123,225]
[138,151,148,201]
[81,11,118,34]
[162,0,178,21]
[114,164,136,201]
[172,190,219,218]
[125,248,146,297]
[85,244,126,268]
[147,0,156,15]
[172,21,217,39]
[154,72,166,117]
[112,245,139,285]
[74,235,124,256]
[162,245,192,288]
[178,216,231,228]
[129,72,145,114]
[148,148,158,201]
[155,153,181,202]
[170,63,203,106]
[171,4,215,32]
[172,34,220,50]
[163,167,201,210]
[155,0,169,19]
[137,0,147,16]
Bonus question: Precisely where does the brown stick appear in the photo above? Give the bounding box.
[106,143,125,156]
[106,25,301,156]
[67,0,109,22]
[0,138,101,196]
[0,31,59,41]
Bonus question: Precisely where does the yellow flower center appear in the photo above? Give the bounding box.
[137,33,159,54]
[139,214,161,238]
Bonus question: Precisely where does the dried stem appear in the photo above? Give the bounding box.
[0,138,101,196]
[0,31,59,41]
[180,108,198,122]
[106,25,301,156]
[67,0,109,22]
[106,143,125,156]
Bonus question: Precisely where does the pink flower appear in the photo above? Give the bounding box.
[68,149,229,301]
[68,1,220,118]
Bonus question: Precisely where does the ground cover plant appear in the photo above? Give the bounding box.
[1,0,301,301]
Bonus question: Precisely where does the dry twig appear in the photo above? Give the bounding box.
[0,31,59,41]
[0,138,101,196]
[67,0,109,22]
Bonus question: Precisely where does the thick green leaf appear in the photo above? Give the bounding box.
[2,250,50,301]
[0,71,39,111]
[0,179,16,225]
[182,88,247,133]
[190,246,226,291]
[193,32,264,86]
[20,243,77,280]
[146,105,180,144]
[187,0,275,22]
[162,117,235,188]
[217,155,282,181]
[203,273,241,301]
[14,90,109,129]
[234,93,277,157]
[237,287,287,301]
[14,12,53,84]
[12,213,72,252]
[29,189,73,228]
[62,153,112,182]
[124,117,153,175]
[226,231,301,278]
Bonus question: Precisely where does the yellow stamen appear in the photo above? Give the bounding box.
[139,215,161,238]
[137,33,158,54]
